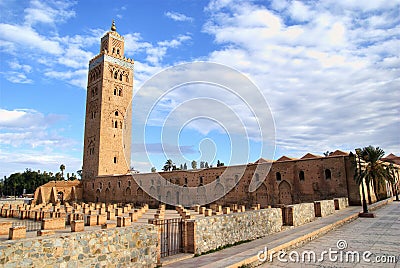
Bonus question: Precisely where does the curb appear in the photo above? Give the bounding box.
[225,197,394,268]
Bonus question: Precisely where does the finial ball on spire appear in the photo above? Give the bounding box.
[111,20,116,31]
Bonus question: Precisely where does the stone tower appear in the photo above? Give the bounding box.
[82,21,134,180]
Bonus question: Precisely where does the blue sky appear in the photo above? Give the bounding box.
[0,0,399,178]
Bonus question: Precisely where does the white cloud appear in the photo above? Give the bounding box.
[0,23,63,54]
[0,150,82,179]
[165,11,193,22]
[24,0,76,26]
[3,72,33,84]
[201,0,400,156]
[45,69,88,88]
[0,108,62,129]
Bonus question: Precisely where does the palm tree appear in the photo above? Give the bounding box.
[386,164,399,201]
[59,164,65,180]
[360,146,387,202]
[162,159,173,172]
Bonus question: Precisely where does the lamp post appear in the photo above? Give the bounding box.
[355,148,369,214]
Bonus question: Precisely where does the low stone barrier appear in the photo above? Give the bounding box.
[192,208,282,255]
[283,202,315,227]
[314,200,335,217]
[41,217,65,230]
[334,197,349,210]
[1,224,157,267]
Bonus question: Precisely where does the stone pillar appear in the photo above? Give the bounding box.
[183,220,196,253]
[107,210,116,220]
[9,226,26,240]
[0,222,12,235]
[71,220,84,232]
[97,214,107,225]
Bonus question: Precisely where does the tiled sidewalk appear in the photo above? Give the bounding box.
[164,199,396,268]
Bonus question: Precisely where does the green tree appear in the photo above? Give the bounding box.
[163,159,174,171]
[205,162,209,168]
[191,160,197,169]
[77,170,82,180]
[151,167,156,173]
[360,146,387,202]
[200,161,205,169]
[386,164,399,201]
[59,164,65,180]
[183,163,187,170]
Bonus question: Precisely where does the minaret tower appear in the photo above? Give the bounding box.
[82,21,134,180]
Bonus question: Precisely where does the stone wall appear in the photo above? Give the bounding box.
[0,224,157,267]
[284,202,315,227]
[334,197,349,210]
[193,208,282,255]
[314,200,335,217]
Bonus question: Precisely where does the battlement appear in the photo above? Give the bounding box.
[89,50,134,66]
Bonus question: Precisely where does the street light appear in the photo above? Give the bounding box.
[355,148,369,214]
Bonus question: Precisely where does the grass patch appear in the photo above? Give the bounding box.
[194,239,253,257]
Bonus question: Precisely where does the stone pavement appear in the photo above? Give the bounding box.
[164,199,398,268]
[261,201,400,268]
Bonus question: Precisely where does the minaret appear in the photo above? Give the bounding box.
[82,21,134,180]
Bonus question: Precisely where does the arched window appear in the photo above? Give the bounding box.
[114,72,118,79]
[115,111,118,116]
[299,170,305,181]
[114,88,117,95]
[276,172,281,181]
[113,156,117,164]
[116,49,120,55]
[119,73,123,81]
[118,89,122,96]
[184,178,188,185]
[128,180,131,187]
[112,48,115,54]
[118,181,121,188]
[199,176,203,185]
[325,169,332,180]
[114,121,118,128]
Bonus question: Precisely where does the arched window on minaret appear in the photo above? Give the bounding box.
[118,89,122,96]
[117,49,120,55]
[119,73,123,81]
[114,71,118,79]
[114,121,118,128]
[114,88,117,95]
[112,47,115,54]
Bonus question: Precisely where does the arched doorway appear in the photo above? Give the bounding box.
[279,180,292,205]
[105,188,110,203]
[255,183,268,207]
[96,189,101,203]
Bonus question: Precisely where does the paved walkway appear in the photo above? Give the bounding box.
[262,201,400,268]
[164,200,398,268]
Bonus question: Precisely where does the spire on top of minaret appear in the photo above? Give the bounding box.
[111,20,116,31]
